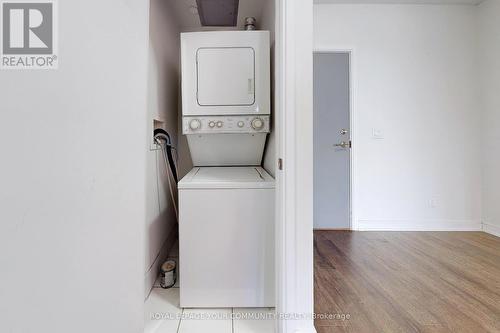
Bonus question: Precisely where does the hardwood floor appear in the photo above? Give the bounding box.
[314,231,500,333]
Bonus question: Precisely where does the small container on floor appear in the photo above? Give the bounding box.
[160,260,176,289]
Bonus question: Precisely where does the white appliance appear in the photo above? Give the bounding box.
[182,115,270,166]
[179,30,274,308]
[178,167,275,308]
[181,31,270,116]
[181,31,270,166]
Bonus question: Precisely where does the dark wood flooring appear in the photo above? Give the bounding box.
[314,231,500,333]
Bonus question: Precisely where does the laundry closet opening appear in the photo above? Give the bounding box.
[145,1,278,332]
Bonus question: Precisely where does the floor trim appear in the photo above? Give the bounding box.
[482,221,500,237]
[313,228,351,231]
[356,219,481,231]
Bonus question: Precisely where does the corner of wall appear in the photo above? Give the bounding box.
[145,0,182,298]
[261,0,277,178]
[482,221,500,238]
[477,0,500,238]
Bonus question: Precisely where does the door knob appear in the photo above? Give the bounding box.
[334,141,351,149]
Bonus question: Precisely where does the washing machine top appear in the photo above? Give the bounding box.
[178,166,275,189]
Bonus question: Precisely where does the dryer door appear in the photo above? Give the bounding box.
[196,47,255,107]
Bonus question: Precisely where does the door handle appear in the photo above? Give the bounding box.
[334,141,351,149]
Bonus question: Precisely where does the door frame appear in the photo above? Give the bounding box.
[275,0,316,333]
[312,48,357,231]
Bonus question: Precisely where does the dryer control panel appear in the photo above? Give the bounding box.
[183,115,270,134]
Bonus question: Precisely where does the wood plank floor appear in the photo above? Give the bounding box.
[314,231,500,333]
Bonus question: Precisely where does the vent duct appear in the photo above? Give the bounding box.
[196,0,239,26]
[244,17,256,30]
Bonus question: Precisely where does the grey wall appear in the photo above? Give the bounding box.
[145,0,181,296]
[0,1,150,332]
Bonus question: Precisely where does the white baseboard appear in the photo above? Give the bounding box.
[356,219,481,231]
[482,222,500,237]
[294,327,317,333]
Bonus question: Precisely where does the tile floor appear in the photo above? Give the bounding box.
[145,241,275,333]
[144,284,275,333]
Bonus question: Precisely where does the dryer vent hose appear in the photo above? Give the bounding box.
[154,128,179,220]
[153,128,178,183]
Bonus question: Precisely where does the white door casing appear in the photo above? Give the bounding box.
[275,0,315,332]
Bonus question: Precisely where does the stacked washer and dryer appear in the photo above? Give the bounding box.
[178,31,275,308]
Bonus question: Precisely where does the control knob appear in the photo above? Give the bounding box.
[189,119,201,130]
[216,121,223,128]
[251,117,264,130]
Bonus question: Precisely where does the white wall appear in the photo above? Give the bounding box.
[145,0,180,296]
[261,0,277,177]
[314,4,482,231]
[0,1,150,332]
[478,0,500,237]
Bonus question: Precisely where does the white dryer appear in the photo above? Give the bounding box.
[181,31,270,166]
[181,31,270,116]
[178,167,275,308]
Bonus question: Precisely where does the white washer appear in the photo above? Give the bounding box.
[178,167,275,308]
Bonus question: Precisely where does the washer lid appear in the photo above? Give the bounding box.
[178,167,275,189]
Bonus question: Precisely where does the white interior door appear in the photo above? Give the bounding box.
[313,52,350,229]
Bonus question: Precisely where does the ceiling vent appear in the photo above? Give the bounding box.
[196,0,239,26]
